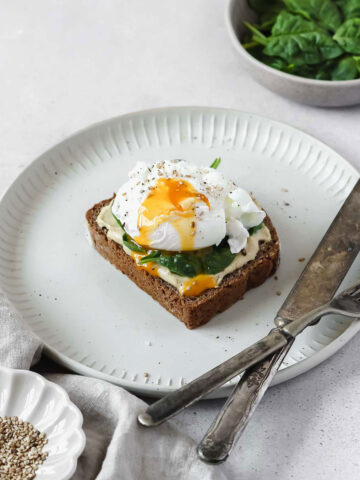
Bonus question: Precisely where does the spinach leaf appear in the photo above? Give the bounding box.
[202,240,237,275]
[244,22,268,46]
[336,0,360,20]
[295,58,337,78]
[354,55,360,71]
[295,63,330,78]
[334,18,360,54]
[257,53,297,73]
[139,238,238,277]
[248,222,264,235]
[111,204,147,253]
[264,12,343,66]
[112,210,124,230]
[122,233,147,253]
[330,55,359,78]
[139,250,161,262]
[283,0,342,32]
[210,158,221,169]
[131,224,269,277]
[243,0,360,80]
[140,252,203,277]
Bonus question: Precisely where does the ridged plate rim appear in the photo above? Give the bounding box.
[0,106,359,397]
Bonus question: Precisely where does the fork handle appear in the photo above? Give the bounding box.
[138,329,288,427]
[196,306,330,464]
[197,341,293,464]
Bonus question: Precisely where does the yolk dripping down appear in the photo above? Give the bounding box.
[131,252,159,277]
[135,177,210,251]
[181,274,216,296]
[132,253,215,296]
[133,251,215,296]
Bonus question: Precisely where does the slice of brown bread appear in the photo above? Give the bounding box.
[86,197,280,329]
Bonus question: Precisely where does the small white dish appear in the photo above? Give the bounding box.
[226,0,360,107]
[0,367,85,480]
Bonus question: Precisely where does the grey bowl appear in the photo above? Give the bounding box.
[226,0,360,107]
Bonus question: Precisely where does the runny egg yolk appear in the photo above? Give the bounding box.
[134,177,210,251]
[131,252,159,277]
[181,274,216,297]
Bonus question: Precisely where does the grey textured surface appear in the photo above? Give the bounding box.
[1,1,360,479]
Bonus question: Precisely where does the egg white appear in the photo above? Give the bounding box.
[112,159,265,253]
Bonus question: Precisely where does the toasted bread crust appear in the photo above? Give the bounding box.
[86,197,280,328]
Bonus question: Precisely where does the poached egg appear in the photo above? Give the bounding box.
[112,159,265,254]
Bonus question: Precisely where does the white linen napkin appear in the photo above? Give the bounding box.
[0,290,228,479]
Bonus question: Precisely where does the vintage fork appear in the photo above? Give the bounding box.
[138,282,360,430]
[196,282,360,462]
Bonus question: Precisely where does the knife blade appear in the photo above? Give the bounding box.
[138,179,360,433]
[197,178,360,463]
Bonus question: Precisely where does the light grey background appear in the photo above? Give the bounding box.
[1,1,359,479]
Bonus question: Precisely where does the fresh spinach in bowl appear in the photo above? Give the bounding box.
[243,0,360,80]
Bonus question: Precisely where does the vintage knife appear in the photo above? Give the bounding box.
[197,178,360,463]
[138,179,360,439]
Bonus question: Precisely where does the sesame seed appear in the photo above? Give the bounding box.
[0,416,48,479]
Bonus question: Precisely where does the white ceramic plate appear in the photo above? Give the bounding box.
[0,107,359,398]
[0,366,85,479]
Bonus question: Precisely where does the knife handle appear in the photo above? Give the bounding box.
[138,329,288,428]
[197,341,293,464]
